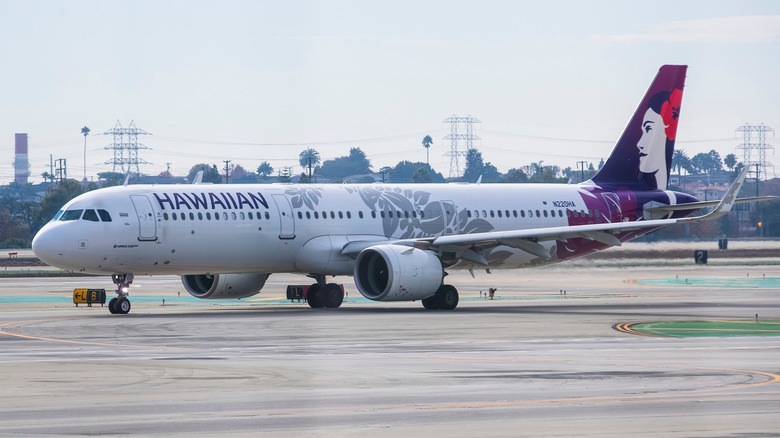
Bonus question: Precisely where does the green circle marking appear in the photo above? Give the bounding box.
[619,320,780,338]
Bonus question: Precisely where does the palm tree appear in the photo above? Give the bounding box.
[422,135,433,166]
[299,148,321,180]
[672,149,689,178]
[81,126,90,182]
[257,161,274,180]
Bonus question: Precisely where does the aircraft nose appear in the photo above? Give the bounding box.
[32,227,66,266]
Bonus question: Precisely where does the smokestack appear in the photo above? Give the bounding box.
[14,133,30,184]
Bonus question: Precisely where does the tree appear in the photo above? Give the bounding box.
[672,149,690,176]
[708,149,723,172]
[691,150,722,174]
[231,164,247,181]
[257,161,274,180]
[186,164,221,184]
[97,172,125,187]
[461,149,499,182]
[422,135,433,165]
[318,147,372,179]
[411,167,432,183]
[724,153,737,172]
[299,148,321,179]
[504,168,528,183]
[388,161,446,183]
[81,126,90,182]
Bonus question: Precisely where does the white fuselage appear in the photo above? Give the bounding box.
[33,182,616,276]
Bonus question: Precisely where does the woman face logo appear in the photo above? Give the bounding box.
[637,107,666,175]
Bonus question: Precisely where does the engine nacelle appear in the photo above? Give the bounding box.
[354,245,443,301]
[181,273,269,299]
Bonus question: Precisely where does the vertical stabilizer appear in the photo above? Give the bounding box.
[592,65,687,190]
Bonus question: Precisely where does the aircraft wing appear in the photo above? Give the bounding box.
[342,167,753,263]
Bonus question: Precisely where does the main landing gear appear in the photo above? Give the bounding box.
[306,275,344,309]
[108,273,134,315]
[421,284,459,310]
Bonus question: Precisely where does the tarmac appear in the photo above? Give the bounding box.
[1,243,779,437]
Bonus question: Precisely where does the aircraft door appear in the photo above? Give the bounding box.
[272,194,295,239]
[440,200,459,235]
[130,195,157,241]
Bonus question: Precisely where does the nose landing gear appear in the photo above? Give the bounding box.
[108,273,134,314]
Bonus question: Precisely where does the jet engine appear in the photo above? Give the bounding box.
[181,273,269,299]
[354,245,443,301]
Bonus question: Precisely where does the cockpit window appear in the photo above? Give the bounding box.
[97,209,112,222]
[60,209,84,221]
[82,209,100,222]
[51,210,64,222]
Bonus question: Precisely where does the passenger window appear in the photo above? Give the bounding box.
[240,212,245,220]
[265,212,270,220]
[248,212,253,220]
[490,210,495,218]
[513,210,518,218]
[330,211,335,219]
[173,213,178,220]
[306,211,311,219]
[338,211,343,219]
[207,212,212,220]
[97,209,112,222]
[543,210,548,217]
[359,211,364,219]
[420,211,425,218]
[215,213,219,220]
[314,212,319,219]
[371,211,376,218]
[190,212,195,220]
[298,212,303,219]
[497,210,502,218]
[82,209,99,222]
[181,213,186,221]
[520,210,525,218]
[60,209,83,221]
[163,213,169,220]
[535,210,540,217]
[467,210,472,218]
[223,212,228,220]
[346,211,352,219]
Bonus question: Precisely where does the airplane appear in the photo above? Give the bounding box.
[31,65,774,314]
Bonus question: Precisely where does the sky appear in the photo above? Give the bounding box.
[1,0,779,184]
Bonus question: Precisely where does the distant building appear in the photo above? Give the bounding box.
[14,133,30,184]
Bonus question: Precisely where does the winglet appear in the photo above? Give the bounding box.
[192,171,204,184]
[685,166,749,222]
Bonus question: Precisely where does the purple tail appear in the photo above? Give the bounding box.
[592,65,687,190]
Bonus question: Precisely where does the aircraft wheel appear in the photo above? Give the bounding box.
[307,284,323,308]
[436,285,459,310]
[116,297,131,314]
[322,283,344,308]
[108,297,119,314]
[421,295,440,310]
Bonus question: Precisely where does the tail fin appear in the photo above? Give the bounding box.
[592,65,687,190]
